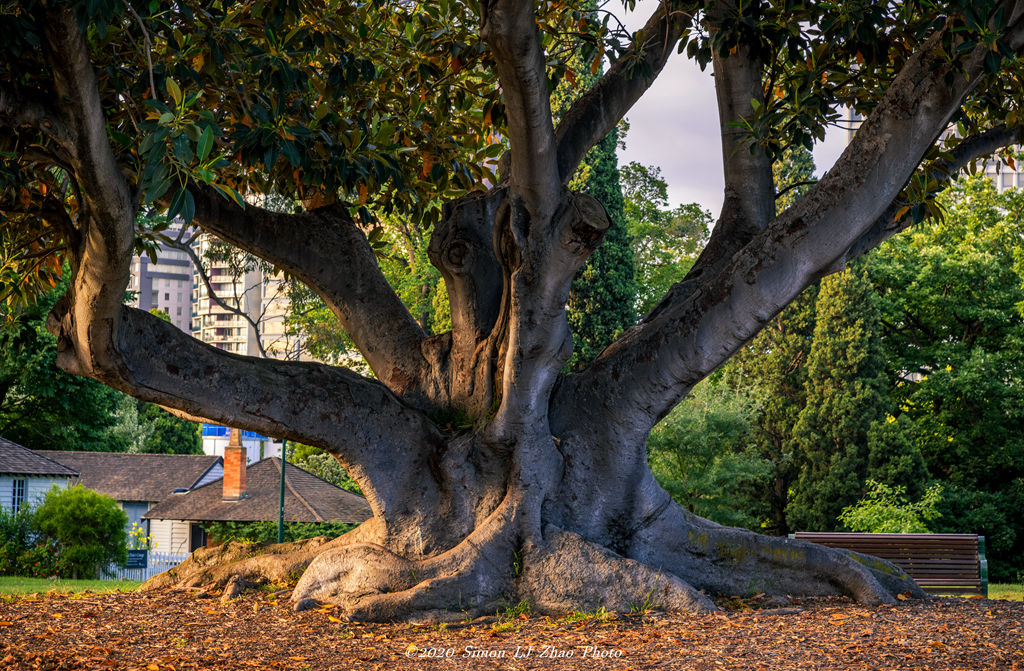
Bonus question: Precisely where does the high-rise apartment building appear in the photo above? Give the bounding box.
[190,234,298,358]
[190,233,295,459]
[127,228,193,334]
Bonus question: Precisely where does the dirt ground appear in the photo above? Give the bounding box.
[0,588,1022,670]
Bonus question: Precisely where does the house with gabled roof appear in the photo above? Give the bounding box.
[144,457,373,551]
[144,429,371,553]
[36,450,223,553]
[0,437,78,513]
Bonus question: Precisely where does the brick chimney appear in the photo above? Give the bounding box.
[222,428,246,501]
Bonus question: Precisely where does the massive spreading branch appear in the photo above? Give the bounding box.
[3,0,1024,621]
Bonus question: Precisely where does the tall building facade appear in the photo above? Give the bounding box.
[127,228,193,334]
[190,234,298,359]
[189,233,295,459]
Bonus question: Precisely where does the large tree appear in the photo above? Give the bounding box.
[3,0,1024,620]
[870,175,1024,581]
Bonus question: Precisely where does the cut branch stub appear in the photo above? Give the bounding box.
[430,189,505,338]
[560,192,612,253]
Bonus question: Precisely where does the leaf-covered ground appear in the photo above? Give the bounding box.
[1,588,1022,670]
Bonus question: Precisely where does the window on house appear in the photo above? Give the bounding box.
[164,292,170,301]
[12,479,27,513]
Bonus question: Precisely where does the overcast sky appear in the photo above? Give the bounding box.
[614,1,847,218]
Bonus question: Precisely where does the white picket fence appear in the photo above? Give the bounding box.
[105,551,190,582]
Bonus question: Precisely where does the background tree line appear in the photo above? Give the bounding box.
[0,281,202,455]
[647,152,1024,583]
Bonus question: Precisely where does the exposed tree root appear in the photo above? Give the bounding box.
[140,536,339,594]
[142,499,926,621]
[292,498,521,623]
[519,527,715,614]
[628,501,926,605]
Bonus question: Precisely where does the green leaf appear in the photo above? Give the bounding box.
[172,134,193,163]
[197,126,214,162]
[144,176,173,204]
[180,188,195,223]
[166,78,182,107]
[166,187,186,220]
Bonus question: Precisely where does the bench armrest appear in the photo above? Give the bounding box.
[979,536,989,598]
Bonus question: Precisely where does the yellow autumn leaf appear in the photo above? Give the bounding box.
[166,78,182,107]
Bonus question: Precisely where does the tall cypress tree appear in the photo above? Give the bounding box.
[720,146,817,535]
[553,3,637,370]
[785,261,890,532]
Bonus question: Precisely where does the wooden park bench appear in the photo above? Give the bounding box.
[790,532,988,597]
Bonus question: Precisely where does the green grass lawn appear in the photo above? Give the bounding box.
[0,576,141,597]
[988,583,1024,601]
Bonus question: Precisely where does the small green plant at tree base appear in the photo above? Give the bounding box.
[629,588,658,616]
[838,480,944,533]
[33,485,127,579]
[557,607,615,625]
[492,599,531,632]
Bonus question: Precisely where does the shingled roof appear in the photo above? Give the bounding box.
[0,438,79,477]
[35,451,222,503]
[143,457,372,524]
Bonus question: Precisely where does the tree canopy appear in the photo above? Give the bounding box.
[4,0,1024,621]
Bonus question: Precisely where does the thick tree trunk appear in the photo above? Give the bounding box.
[143,189,923,622]
[149,425,923,622]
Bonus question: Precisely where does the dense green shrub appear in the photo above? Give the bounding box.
[838,480,943,533]
[0,503,36,551]
[0,504,69,578]
[33,485,128,579]
[206,520,356,544]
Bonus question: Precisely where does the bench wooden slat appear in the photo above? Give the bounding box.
[790,532,988,597]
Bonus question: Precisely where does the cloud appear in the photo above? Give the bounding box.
[614,0,848,219]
